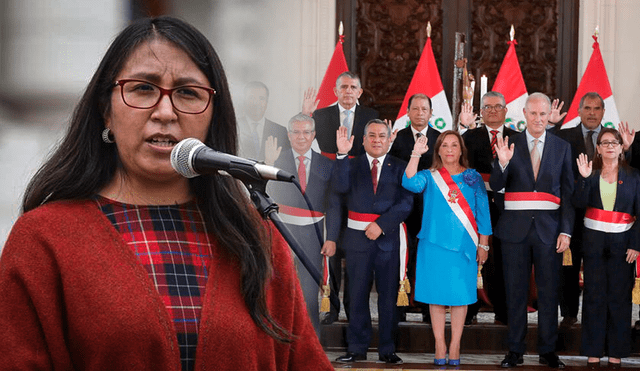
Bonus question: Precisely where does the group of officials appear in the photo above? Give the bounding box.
[237,72,640,368]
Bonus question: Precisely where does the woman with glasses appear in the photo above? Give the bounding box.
[0,17,332,371]
[574,128,640,369]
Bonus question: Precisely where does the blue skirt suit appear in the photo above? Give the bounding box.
[402,169,492,306]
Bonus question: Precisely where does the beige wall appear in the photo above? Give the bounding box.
[580,0,640,129]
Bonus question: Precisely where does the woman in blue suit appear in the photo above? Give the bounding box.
[402,130,492,366]
[574,128,640,369]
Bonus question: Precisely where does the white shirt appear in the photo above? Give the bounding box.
[410,126,428,140]
[485,125,504,140]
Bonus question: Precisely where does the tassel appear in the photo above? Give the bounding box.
[477,265,484,289]
[633,278,640,305]
[396,281,409,306]
[320,285,331,312]
[562,249,573,266]
[403,278,411,294]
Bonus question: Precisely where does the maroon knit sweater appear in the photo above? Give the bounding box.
[0,200,333,370]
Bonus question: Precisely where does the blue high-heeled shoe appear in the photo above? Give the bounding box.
[434,358,446,365]
[448,359,460,366]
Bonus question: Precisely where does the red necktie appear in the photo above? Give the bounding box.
[490,130,499,158]
[298,155,307,193]
[371,159,379,194]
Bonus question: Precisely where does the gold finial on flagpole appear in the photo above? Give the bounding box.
[594,25,599,38]
[339,21,344,36]
[510,25,515,41]
[427,22,432,38]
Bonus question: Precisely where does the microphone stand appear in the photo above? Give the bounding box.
[242,178,340,315]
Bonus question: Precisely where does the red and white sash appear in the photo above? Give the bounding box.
[347,211,409,301]
[504,192,560,211]
[278,205,324,226]
[584,207,635,233]
[432,168,479,246]
[480,173,492,192]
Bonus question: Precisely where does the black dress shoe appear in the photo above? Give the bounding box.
[501,351,523,368]
[587,360,600,369]
[422,313,431,323]
[378,353,403,364]
[464,315,478,326]
[608,361,621,370]
[335,352,366,363]
[559,316,577,328]
[539,352,565,368]
[320,312,338,325]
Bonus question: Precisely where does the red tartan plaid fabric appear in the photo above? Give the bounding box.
[95,196,213,371]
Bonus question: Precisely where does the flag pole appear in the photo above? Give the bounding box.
[452,32,466,131]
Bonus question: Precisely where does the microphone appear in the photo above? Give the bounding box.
[170,138,295,183]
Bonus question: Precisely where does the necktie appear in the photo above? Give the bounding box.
[416,132,424,140]
[297,155,307,194]
[371,159,379,194]
[490,130,499,158]
[585,130,595,159]
[343,110,352,137]
[531,138,541,180]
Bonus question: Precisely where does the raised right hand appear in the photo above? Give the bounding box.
[301,87,319,116]
[336,126,354,154]
[412,135,429,155]
[495,135,514,167]
[576,153,593,178]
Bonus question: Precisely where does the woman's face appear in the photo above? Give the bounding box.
[105,39,213,188]
[596,132,622,162]
[438,134,462,167]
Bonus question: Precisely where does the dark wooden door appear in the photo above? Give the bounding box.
[336,0,579,121]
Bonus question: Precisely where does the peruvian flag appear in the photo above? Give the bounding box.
[562,35,620,129]
[315,33,349,109]
[492,39,528,132]
[393,35,453,132]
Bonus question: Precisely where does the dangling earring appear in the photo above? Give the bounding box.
[102,128,115,144]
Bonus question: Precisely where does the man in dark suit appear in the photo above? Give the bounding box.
[463,92,518,326]
[332,120,413,364]
[491,93,574,369]
[266,113,338,336]
[311,72,379,324]
[237,81,290,161]
[312,72,379,158]
[389,93,440,322]
[553,92,605,329]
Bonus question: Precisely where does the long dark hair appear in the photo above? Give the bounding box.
[22,16,292,342]
[430,130,470,170]
[592,127,627,171]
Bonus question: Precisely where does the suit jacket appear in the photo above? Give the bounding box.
[238,117,290,161]
[330,154,413,252]
[463,125,518,175]
[313,104,379,157]
[268,150,341,242]
[572,166,640,246]
[554,123,595,179]
[489,131,575,245]
[389,125,440,170]
[389,125,440,236]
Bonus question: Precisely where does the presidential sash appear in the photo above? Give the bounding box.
[432,168,479,246]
